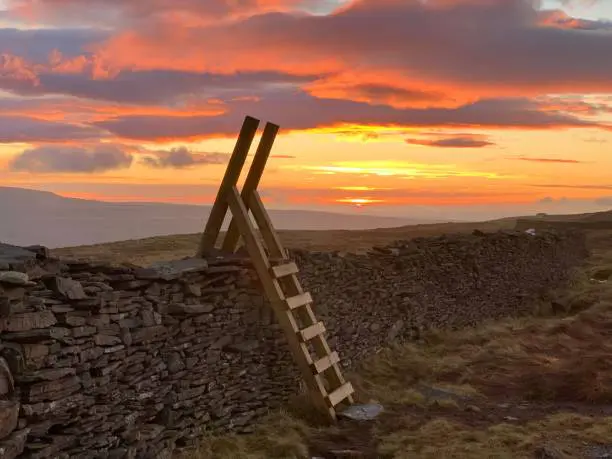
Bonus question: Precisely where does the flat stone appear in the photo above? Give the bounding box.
[131,325,167,344]
[94,334,122,346]
[211,335,233,349]
[338,403,384,421]
[0,311,57,332]
[46,277,87,300]
[50,304,74,313]
[22,344,50,361]
[148,258,209,276]
[0,357,14,397]
[72,326,97,338]
[0,272,34,287]
[60,314,87,327]
[225,340,260,353]
[169,303,214,315]
[141,310,157,327]
[24,375,81,403]
[1,327,69,343]
[0,428,29,459]
[0,400,20,439]
[184,284,202,297]
[166,353,185,374]
[15,368,76,383]
[0,287,26,302]
[26,265,53,281]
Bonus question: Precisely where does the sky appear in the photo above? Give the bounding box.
[1,0,612,221]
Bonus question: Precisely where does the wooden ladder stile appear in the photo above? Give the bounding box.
[197,115,355,421]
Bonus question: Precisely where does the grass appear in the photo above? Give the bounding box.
[184,412,311,459]
[51,219,515,266]
[59,221,612,458]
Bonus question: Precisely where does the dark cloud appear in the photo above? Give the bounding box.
[141,147,227,168]
[310,81,449,108]
[9,144,133,173]
[23,70,314,105]
[0,53,317,104]
[530,183,612,190]
[93,90,604,141]
[0,27,107,61]
[4,0,336,26]
[405,135,494,148]
[511,157,584,164]
[0,116,106,143]
[538,196,570,204]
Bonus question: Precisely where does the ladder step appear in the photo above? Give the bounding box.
[326,381,354,407]
[269,257,289,264]
[285,292,313,310]
[311,351,340,374]
[299,322,325,341]
[271,262,299,278]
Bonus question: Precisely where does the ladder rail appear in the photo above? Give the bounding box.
[197,115,260,256]
[225,186,333,415]
[249,193,354,406]
[196,115,355,421]
[223,122,280,253]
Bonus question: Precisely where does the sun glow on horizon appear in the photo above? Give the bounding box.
[297,161,514,180]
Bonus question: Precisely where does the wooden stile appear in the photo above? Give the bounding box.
[197,115,354,421]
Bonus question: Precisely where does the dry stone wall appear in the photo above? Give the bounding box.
[0,231,588,458]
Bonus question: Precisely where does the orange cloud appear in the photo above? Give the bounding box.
[79,0,612,105]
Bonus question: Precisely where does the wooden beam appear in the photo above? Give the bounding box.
[249,191,286,258]
[225,186,327,400]
[196,115,260,257]
[222,121,279,253]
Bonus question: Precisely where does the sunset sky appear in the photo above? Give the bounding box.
[1,0,612,220]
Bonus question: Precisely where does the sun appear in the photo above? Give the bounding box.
[337,197,384,207]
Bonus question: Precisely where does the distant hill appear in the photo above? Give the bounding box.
[0,186,434,248]
[514,208,612,231]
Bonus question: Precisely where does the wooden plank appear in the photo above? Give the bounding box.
[249,191,354,406]
[312,352,340,374]
[222,122,280,253]
[225,186,331,415]
[249,191,287,259]
[225,186,274,293]
[271,262,299,279]
[326,381,354,407]
[300,322,326,341]
[197,116,260,257]
[285,292,313,310]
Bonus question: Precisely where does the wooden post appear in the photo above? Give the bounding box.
[196,116,260,257]
[222,122,279,253]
